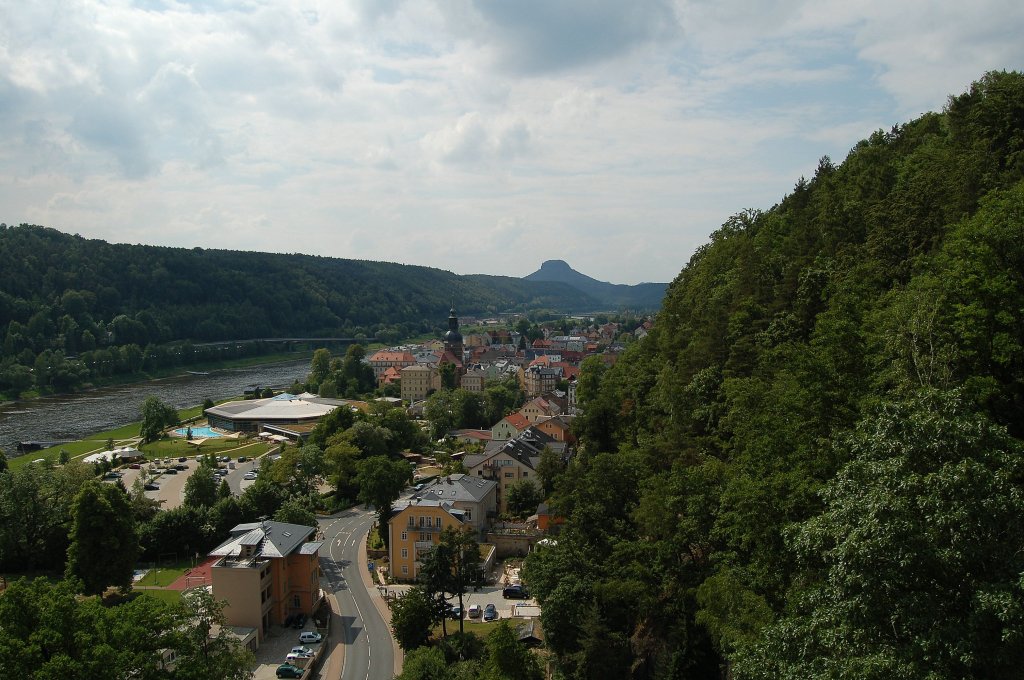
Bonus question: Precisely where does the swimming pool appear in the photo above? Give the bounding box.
[173,426,222,438]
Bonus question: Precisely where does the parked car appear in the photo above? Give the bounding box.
[448,603,462,619]
[237,456,248,462]
[129,463,142,469]
[276,664,304,679]
[243,471,257,480]
[144,482,159,491]
[178,456,187,462]
[175,463,188,470]
[286,652,312,663]
[298,631,322,644]
[483,603,498,621]
[468,604,482,619]
[163,468,178,474]
[289,646,313,656]
[502,585,530,599]
[103,471,122,479]
[292,613,307,629]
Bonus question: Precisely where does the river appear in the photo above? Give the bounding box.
[0,359,311,458]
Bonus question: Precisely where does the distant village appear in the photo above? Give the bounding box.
[374,307,653,416]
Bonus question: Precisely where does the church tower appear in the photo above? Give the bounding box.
[443,306,464,362]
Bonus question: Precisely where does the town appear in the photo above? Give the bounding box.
[0,308,654,680]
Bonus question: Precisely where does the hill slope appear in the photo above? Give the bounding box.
[0,227,600,395]
[529,70,1024,679]
[523,259,667,309]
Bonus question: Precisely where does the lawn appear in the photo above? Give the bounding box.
[136,589,183,605]
[432,619,505,639]
[134,565,189,587]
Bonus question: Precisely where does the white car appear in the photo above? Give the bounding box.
[298,631,322,644]
[243,471,257,480]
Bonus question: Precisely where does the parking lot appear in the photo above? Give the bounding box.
[250,622,327,680]
[442,583,539,625]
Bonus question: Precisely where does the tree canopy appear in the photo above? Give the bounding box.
[535,71,1024,679]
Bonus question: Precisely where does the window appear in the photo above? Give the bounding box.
[505,472,514,478]
[294,595,300,608]
[420,516,427,527]
[408,516,415,527]
[465,510,472,520]
[435,516,442,528]
[401,532,408,541]
[522,472,528,477]
[402,565,408,574]
[402,548,408,558]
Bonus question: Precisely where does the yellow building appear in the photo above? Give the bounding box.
[208,521,324,642]
[400,364,437,402]
[388,499,469,580]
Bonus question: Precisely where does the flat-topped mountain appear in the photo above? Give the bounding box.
[523,259,667,309]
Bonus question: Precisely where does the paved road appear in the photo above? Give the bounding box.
[319,508,396,680]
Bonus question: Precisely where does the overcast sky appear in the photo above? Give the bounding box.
[2,1,1022,284]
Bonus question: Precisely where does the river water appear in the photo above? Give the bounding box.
[0,359,310,458]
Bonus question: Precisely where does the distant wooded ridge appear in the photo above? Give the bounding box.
[0,225,662,396]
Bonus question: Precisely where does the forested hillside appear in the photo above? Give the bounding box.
[0,228,597,396]
[530,70,1024,679]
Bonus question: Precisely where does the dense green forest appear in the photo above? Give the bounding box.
[0,228,599,396]
[528,70,1024,679]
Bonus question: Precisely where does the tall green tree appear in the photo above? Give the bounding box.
[420,527,484,635]
[139,396,179,442]
[355,456,412,546]
[390,586,440,651]
[183,466,218,508]
[482,620,544,680]
[734,390,1024,679]
[66,481,139,595]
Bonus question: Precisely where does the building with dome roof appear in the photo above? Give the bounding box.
[443,306,464,360]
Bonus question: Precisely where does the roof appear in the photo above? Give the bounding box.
[499,413,530,430]
[370,350,416,363]
[206,394,346,422]
[209,521,318,559]
[413,473,496,503]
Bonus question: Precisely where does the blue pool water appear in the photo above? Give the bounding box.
[174,426,222,438]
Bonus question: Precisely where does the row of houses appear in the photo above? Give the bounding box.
[389,423,569,580]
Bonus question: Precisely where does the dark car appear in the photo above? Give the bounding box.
[144,482,160,491]
[178,457,187,462]
[292,613,307,629]
[483,603,498,621]
[237,456,248,462]
[163,467,177,474]
[276,664,304,679]
[502,585,530,599]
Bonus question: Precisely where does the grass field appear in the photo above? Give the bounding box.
[432,619,505,639]
[136,589,183,605]
[135,566,188,587]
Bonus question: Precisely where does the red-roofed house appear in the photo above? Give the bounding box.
[369,350,416,379]
[491,412,531,441]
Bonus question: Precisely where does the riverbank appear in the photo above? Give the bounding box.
[1,350,314,404]
[0,359,312,460]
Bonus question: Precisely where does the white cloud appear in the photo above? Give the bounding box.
[0,0,1022,284]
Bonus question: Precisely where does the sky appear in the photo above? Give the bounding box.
[1,1,1023,285]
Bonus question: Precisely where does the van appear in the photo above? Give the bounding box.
[502,585,530,599]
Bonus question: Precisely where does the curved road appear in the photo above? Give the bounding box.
[319,508,396,680]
